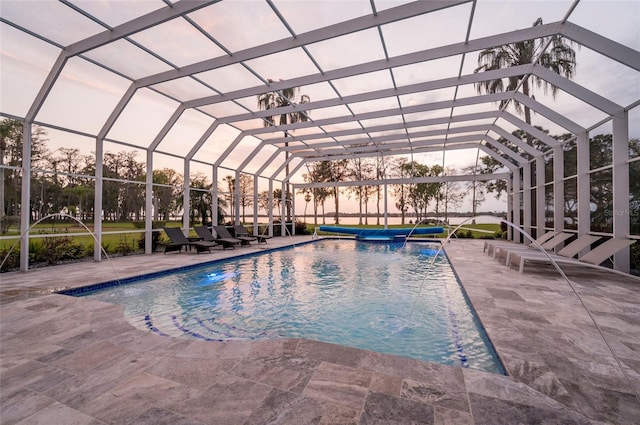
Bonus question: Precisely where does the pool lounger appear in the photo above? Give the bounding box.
[492,232,575,260]
[194,226,240,249]
[483,231,557,257]
[215,226,254,246]
[504,234,601,267]
[233,225,271,244]
[163,227,217,254]
[508,237,636,277]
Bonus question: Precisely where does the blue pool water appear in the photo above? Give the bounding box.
[74,240,504,374]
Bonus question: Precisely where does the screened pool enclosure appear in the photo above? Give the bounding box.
[1,0,639,274]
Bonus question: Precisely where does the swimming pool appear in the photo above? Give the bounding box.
[73,240,504,374]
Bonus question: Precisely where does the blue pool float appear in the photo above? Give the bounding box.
[319,226,444,241]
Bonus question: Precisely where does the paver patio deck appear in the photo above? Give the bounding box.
[1,237,638,424]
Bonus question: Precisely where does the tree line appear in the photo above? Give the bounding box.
[0,119,226,230]
[1,118,638,236]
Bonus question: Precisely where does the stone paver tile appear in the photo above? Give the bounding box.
[369,373,403,397]
[81,372,184,423]
[51,330,103,351]
[89,317,135,340]
[462,368,568,412]
[36,347,75,364]
[14,401,103,425]
[26,366,76,393]
[231,357,315,394]
[82,391,153,424]
[107,371,184,403]
[0,356,31,374]
[0,360,66,398]
[133,407,206,425]
[48,341,130,374]
[434,406,474,425]
[468,393,591,425]
[539,352,636,424]
[143,356,236,390]
[156,373,272,425]
[303,362,372,410]
[500,354,572,406]
[485,288,527,304]
[359,391,434,425]
[401,378,470,413]
[618,392,640,425]
[42,352,156,410]
[318,402,360,425]
[295,340,366,369]
[567,357,631,393]
[0,388,56,424]
[147,338,193,356]
[0,332,65,360]
[245,340,288,359]
[255,349,322,373]
[503,307,552,325]
[243,388,325,424]
[356,350,442,384]
[175,339,251,359]
[107,330,175,353]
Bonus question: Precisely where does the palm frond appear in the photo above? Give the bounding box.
[474,16,576,123]
[257,81,311,131]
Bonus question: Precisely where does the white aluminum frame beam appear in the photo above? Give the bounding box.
[296,172,510,190]
[296,141,481,164]
[263,111,500,145]
[561,21,640,72]
[64,0,216,57]
[612,112,630,272]
[135,1,473,88]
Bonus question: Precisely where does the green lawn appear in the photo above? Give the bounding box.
[0,221,187,251]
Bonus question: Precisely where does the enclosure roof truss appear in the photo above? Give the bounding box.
[2,0,639,182]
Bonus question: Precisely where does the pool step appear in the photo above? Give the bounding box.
[142,313,272,341]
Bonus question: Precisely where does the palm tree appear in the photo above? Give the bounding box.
[257,80,310,221]
[474,17,576,145]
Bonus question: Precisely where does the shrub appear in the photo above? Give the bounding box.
[37,235,83,265]
[455,229,475,239]
[137,231,161,252]
[115,235,134,256]
[0,216,19,234]
[27,231,87,266]
[0,248,19,272]
[132,220,166,229]
[295,220,310,235]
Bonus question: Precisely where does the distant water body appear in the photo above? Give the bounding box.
[300,215,501,225]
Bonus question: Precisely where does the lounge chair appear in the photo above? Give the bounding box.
[493,232,575,260]
[194,226,240,249]
[233,225,271,244]
[508,237,636,275]
[484,231,556,258]
[505,234,602,267]
[163,227,216,254]
[215,225,253,246]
